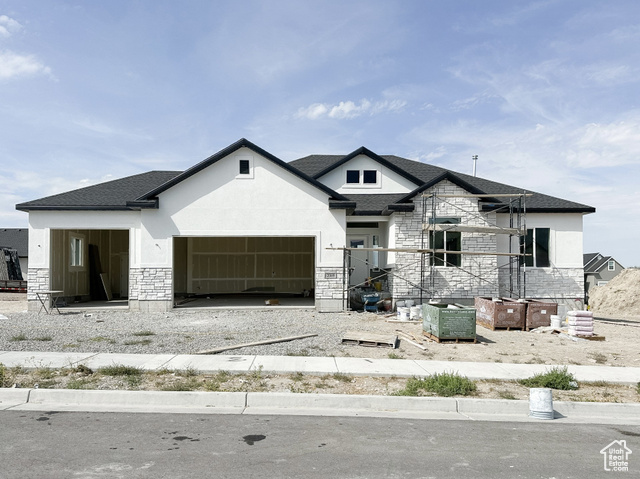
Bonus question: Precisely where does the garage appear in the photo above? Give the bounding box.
[173,236,315,306]
[49,229,129,305]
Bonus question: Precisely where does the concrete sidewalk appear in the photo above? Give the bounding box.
[2,350,639,424]
[1,350,640,384]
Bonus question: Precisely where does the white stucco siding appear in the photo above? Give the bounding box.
[496,212,584,268]
[317,154,417,194]
[28,210,140,268]
[141,147,346,267]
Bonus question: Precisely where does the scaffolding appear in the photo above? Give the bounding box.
[420,192,529,303]
[331,192,531,309]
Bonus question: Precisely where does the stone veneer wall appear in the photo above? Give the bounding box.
[26,268,50,311]
[315,266,345,312]
[391,180,499,303]
[499,265,585,308]
[129,267,173,311]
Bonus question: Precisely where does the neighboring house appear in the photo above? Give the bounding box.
[0,228,28,276]
[583,252,624,304]
[16,138,595,312]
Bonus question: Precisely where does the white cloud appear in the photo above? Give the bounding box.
[296,98,407,120]
[0,15,22,38]
[567,118,640,168]
[0,50,51,80]
[295,103,328,120]
[328,100,370,119]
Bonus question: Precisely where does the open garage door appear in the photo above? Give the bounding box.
[173,237,315,306]
[50,229,129,306]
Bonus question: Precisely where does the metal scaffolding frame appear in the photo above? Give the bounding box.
[330,192,530,309]
[420,192,529,303]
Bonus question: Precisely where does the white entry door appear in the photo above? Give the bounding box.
[347,235,369,286]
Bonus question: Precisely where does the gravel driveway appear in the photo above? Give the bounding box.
[0,307,385,357]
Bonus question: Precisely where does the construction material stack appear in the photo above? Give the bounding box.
[567,310,594,337]
[0,247,26,292]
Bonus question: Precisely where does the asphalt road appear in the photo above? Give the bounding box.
[0,411,638,478]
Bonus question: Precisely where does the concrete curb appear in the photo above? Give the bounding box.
[22,389,247,413]
[2,388,639,424]
[0,388,30,410]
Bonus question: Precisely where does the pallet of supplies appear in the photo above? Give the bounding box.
[567,310,594,337]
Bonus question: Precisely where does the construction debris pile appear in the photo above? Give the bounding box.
[0,247,25,292]
[588,268,640,317]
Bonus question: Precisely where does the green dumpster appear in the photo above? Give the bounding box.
[422,303,476,342]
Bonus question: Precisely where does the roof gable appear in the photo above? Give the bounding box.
[584,253,624,273]
[312,146,424,186]
[138,138,348,203]
[291,153,595,214]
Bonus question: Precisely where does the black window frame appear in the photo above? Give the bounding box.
[520,227,550,267]
[239,159,251,175]
[433,230,462,267]
[346,170,360,184]
[362,170,377,184]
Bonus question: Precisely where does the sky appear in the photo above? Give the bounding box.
[1,0,639,267]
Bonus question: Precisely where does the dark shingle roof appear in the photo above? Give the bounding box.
[342,194,408,215]
[583,253,623,273]
[16,142,596,214]
[0,228,28,256]
[16,171,181,211]
[290,154,595,213]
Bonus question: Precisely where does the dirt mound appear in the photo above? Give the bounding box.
[589,268,640,317]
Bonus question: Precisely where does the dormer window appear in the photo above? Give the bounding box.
[346,170,360,183]
[345,169,379,187]
[363,170,377,184]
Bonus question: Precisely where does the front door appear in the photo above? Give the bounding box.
[347,235,369,287]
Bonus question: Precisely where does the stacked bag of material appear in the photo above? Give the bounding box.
[567,310,594,337]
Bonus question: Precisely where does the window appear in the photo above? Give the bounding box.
[608,260,615,271]
[70,236,83,267]
[345,169,379,186]
[239,159,250,175]
[363,170,377,184]
[433,231,461,267]
[429,217,461,267]
[346,170,360,183]
[520,228,550,267]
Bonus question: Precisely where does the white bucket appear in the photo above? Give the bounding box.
[529,388,554,420]
[397,307,410,321]
[550,315,561,329]
[405,299,415,307]
[410,305,422,320]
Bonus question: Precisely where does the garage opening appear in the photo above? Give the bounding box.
[50,229,129,308]
[173,237,315,308]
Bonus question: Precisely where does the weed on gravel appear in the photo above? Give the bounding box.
[394,372,477,397]
[518,366,578,390]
